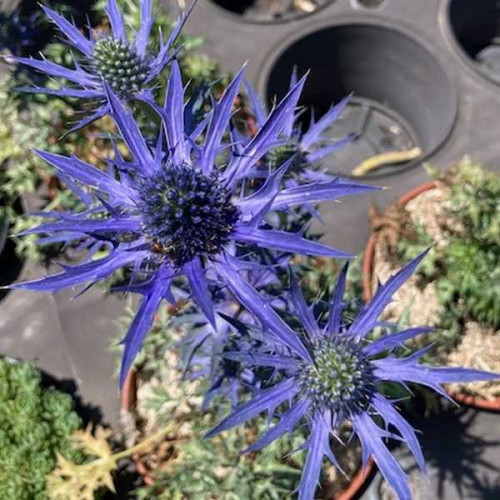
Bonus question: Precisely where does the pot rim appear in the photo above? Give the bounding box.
[121,369,375,497]
[199,0,337,27]
[362,180,500,411]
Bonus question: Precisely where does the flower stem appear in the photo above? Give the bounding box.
[113,423,175,461]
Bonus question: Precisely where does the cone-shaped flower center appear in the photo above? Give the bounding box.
[299,336,375,413]
[93,38,149,97]
[138,165,240,267]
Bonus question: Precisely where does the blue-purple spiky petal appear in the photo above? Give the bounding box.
[352,412,411,500]
[326,262,349,335]
[200,66,246,173]
[205,378,298,439]
[119,268,172,386]
[372,394,426,473]
[41,5,94,55]
[184,257,216,329]
[104,84,154,175]
[363,326,434,356]
[298,413,336,500]
[208,252,500,500]
[245,398,310,453]
[232,227,353,259]
[214,260,311,361]
[136,0,154,56]
[348,249,430,339]
[289,271,319,340]
[271,178,379,211]
[301,96,350,151]
[225,75,307,186]
[106,0,126,41]
[11,251,143,292]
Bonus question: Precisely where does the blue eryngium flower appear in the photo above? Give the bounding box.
[9,0,193,131]
[207,251,499,500]
[11,63,376,387]
[244,74,354,177]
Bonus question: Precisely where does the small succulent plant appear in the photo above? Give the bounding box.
[447,159,500,247]
[437,239,499,328]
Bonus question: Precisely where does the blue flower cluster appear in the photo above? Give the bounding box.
[10,2,498,499]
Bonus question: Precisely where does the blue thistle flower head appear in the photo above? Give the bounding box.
[244,72,355,180]
[297,335,375,414]
[137,163,240,266]
[11,62,377,387]
[180,312,259,410]
[206,251,500,500]
[92,35,151,98]
[10,0,195,131]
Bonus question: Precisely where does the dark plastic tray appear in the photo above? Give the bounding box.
[173,0,500,182]
[167,0,500,254]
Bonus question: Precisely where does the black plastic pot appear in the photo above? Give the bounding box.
[0,198,23,300]
[363,406,500,499]
[351,0,389,9]
[445,0,500,86]
[265,23,457,178]
[176,1,477,179]
[208,0,336,24]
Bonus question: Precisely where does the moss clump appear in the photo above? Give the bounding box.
[0,358,83,499]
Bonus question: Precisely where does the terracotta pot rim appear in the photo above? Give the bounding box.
[447,391,500,412]
[336,458,375,500]
[121,369,156,486]
[362,180,500,412]
[121,369,375,498]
